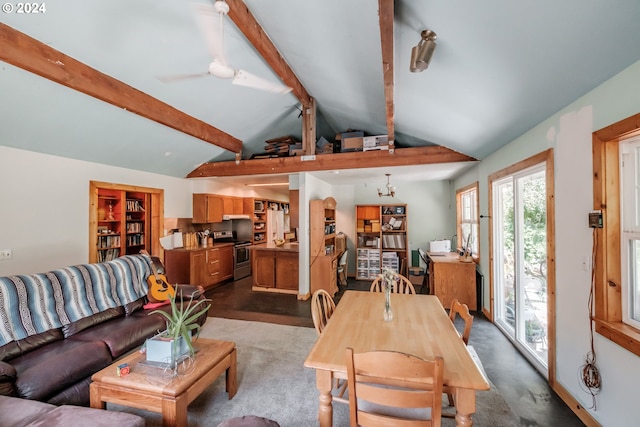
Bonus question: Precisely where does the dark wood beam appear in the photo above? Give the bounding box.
[378,0,395,144]
[0,23,243,154]
[187,145,477,178]
[226,0,312,108]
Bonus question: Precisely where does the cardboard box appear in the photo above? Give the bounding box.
[340,131,364,152]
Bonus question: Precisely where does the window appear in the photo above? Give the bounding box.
[620,137,640,330]
[592,112,640,357]
[456,182,479,259]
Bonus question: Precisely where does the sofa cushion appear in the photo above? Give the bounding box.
[0,395,57,427]
[0,360,17,395]
[68,314,165,358]
[61,307,125,338]
[26,405,146,427]
[11,339,112,401]
[0,329,64,363]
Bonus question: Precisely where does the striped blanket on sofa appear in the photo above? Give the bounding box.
[0,254,151,346]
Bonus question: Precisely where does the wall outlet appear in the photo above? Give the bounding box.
[0,249,12,260]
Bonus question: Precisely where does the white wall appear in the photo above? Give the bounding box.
[453,59,640,426]
[0,145,191,276]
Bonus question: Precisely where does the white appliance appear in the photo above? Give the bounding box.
[266,209,285,241]
[428,239,451,253]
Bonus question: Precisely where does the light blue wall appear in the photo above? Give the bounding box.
[454,59,640,426]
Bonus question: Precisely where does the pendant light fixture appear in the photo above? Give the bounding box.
[378,174,396,197]
[410,29,437,72]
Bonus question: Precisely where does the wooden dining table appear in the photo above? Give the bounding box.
[304,290,490,427]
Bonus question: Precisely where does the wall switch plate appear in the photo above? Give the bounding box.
[0,249,12,260]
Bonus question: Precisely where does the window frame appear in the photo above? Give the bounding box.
[620,137,640,330]
[592,112,640,357]
[456,182,479,261]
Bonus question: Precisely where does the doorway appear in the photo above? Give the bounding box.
[489,150,555,377]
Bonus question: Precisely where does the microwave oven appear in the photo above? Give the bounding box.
[428,240,451,253]
[254,200,264,212]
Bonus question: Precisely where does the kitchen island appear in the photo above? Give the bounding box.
[250,242,299,294]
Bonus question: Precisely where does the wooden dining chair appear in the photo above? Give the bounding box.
[444,299,474,409]
[311,289,336,335]
[345,347,444,427]
[370,274,416,294]
[449,299,474,345]
[310,289,348,403]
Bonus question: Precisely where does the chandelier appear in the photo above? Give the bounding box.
[377,174,396,197]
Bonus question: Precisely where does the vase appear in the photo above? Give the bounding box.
[383,283,393,322]
[146,332,191,368]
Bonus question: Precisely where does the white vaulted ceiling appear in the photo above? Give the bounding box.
[2,0,640,184]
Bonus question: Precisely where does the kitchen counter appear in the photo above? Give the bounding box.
[250,242,299,252]
[250,243,299,294]
[165,242,235,252]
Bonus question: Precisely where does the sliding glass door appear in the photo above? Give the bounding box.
[493,164,548,373]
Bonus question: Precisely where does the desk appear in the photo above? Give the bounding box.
[304,291,489,427]
[428,252,477,310]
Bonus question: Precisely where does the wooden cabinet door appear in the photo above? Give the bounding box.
[232,198,243,214]
[206,196,224,223]
[275,251,299,290]
[253,251,275,288]
[219,246,234,281]
[190,251,206,287]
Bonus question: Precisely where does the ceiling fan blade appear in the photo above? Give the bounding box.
[232,69,293,94]
[191,2,227,65]
[157,72,210,83]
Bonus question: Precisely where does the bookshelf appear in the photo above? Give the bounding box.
[89,181,164,263]
[355,204,408,280]
[243,198,290,244]
[310,197,338,296]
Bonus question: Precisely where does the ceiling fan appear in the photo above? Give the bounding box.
[160,1,292,95]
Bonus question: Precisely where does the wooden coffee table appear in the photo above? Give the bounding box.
[90,338,237,427]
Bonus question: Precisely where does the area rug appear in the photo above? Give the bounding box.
[109,318,521,426]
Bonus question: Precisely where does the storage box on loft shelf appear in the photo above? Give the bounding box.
[363,135,389,151]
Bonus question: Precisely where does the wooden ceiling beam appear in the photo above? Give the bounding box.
[378,0,395,144]
[226,0,312,108]
[0,23,243,154]
[187,145,476,178]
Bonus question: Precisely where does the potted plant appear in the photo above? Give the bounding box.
[146,291,211,367]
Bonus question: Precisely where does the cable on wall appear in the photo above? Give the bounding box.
[579,227,602,409]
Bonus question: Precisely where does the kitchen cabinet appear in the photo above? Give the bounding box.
[251,243,299,294]
[427,252,477,310]
[193,194,245,223]
[164,244,234,290]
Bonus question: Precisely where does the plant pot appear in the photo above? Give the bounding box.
[146,331,191,366]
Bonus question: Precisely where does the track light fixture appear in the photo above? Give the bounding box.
[377,174,396,197]
[410,29,437,73]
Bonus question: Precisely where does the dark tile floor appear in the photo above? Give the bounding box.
[205,277,585,427]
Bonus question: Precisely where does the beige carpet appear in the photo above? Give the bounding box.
[109,318,521,426]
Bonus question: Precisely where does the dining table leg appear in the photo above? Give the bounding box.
[454,387,476,427]
[315,370,334,427]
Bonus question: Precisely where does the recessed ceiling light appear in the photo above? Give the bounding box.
[165,152,172,156]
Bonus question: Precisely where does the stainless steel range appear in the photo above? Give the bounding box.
[212,230,252,280]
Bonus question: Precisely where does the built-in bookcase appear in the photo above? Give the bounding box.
[89,181,164,263]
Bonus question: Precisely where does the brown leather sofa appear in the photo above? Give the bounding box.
[0,254,206,407]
